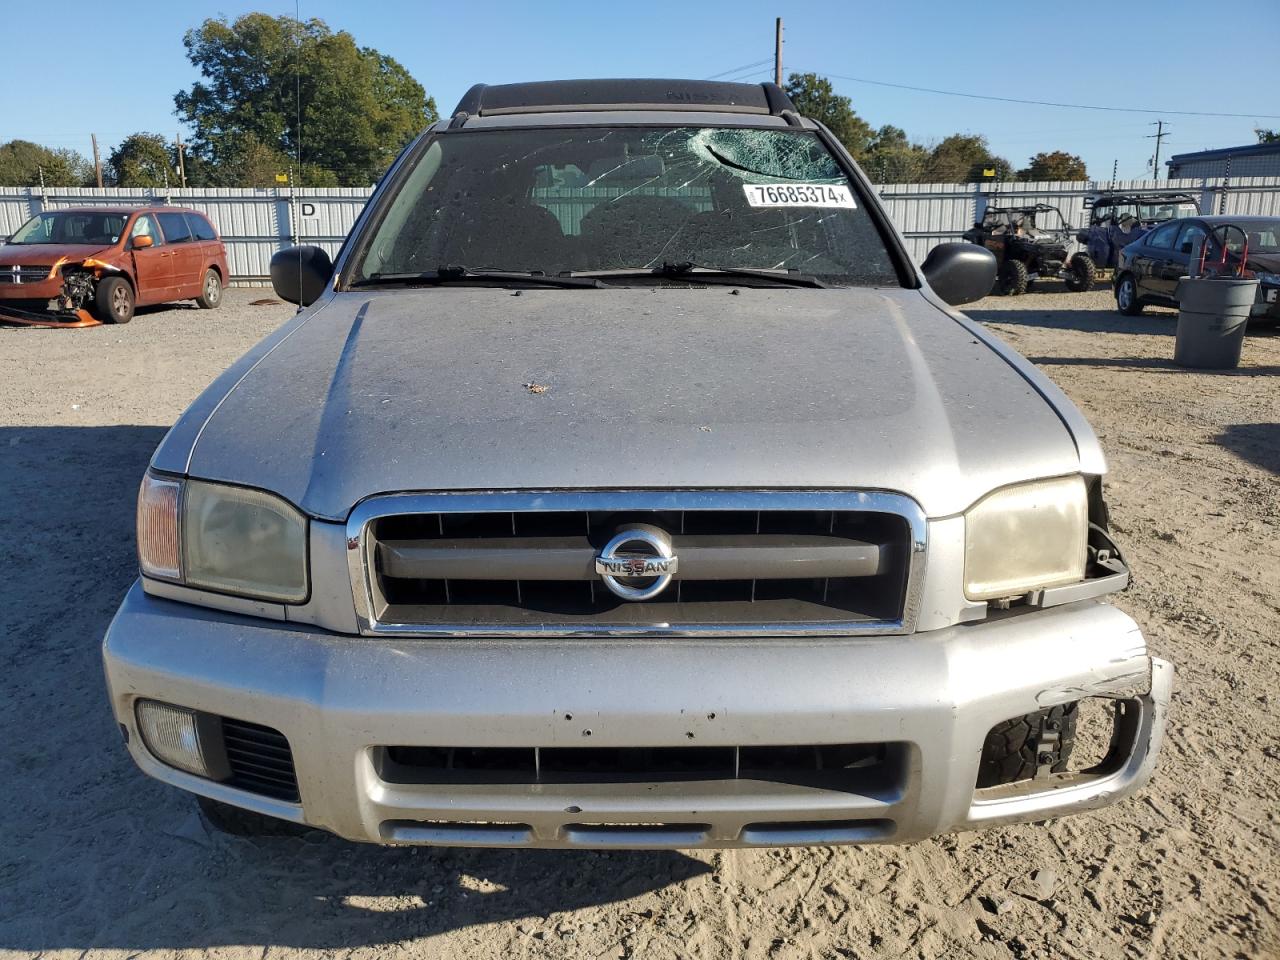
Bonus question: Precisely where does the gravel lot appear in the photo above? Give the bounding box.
[2,286,1277,959]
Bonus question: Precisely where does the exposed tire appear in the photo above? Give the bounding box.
[1065,253,1097,292]
[94,276,134,324]
[977,703,1078,788]
[197,795,310,837]
[997,259,1029,296]
[1115,274,1144,316]
[196,269,223,309]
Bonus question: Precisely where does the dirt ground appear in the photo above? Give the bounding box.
[2,287,1277,960]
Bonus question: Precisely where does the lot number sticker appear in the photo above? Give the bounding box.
[742,184,856,208]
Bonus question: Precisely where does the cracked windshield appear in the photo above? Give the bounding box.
[357,126,899,285]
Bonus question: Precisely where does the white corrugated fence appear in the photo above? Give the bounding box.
[3,177,1278,280]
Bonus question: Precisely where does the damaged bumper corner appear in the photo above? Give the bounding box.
[964,656,1172,830]
[0,256,116,327]
[0,302,100,328]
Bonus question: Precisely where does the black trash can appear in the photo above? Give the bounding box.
[1172,276,1258,370]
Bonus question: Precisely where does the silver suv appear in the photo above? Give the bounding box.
[103,79,1171,848]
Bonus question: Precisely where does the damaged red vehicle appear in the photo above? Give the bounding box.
[0,206,229,326]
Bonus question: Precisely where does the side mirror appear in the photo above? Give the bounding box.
[1179,242,1193,254]
[132,235,154,250]
[921,242,997,306]
[270,245,334,306]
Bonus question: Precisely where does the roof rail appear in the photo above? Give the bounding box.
[447,79,801,124]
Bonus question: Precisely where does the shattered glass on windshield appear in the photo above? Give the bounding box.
[357,126,898,286]
[683,127,844,183]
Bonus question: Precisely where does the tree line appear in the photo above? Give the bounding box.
[0,14,436,190]
[6,14,1264,189]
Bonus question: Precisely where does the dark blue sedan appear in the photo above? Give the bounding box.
[1114,215,1280,322]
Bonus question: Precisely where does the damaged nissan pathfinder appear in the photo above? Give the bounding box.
[103,79,1171,847]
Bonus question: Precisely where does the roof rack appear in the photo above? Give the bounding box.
[448,79,802,128]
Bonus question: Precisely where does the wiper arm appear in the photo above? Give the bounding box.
[661,261,827,287]
[353,265,609,289]
[567,261,826,288]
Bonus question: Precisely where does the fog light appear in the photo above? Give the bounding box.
[135,700,226,779]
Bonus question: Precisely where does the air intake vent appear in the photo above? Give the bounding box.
[377,742,908,798]
[220,717,300,802]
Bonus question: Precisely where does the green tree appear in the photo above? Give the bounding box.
[183,132,337,188]
[107,133,178,187]
[784,72,874,161]
[1018,150,1088,182]
[1257,128,1279,143]
[0,140,94,187]
[864,125,930,183]
[923,134,1013,183]
[175,13,437,186]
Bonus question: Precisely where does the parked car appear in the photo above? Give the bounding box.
[962,204,1095,295]
[0,206,228,326]
[103,78,1170,849]
[1078,192,1199,278]
[1115,215,1280,321]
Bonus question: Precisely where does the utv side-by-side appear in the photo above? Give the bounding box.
[963,204,1095,296]
[1077,192,1200,278]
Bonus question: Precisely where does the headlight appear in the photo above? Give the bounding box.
[137,472,308,602]
[963,475,1087,601]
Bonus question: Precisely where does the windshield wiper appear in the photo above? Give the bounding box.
[567,261,827,288]
[353,265,609,289]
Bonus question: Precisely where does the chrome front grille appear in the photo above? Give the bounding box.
[347,491,926,637]
[0,265,53,284]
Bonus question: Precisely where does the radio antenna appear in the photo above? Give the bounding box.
[294,0,304,305]
[295,0,303,186]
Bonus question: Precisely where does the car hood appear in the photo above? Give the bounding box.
[163,287,1087,520]
[0,242,113,265]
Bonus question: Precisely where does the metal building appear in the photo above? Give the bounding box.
[1166,141,1280,180]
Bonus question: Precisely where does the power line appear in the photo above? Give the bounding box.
[811,70,1280,120]
[724,67,774,83]
[704,58,772,81]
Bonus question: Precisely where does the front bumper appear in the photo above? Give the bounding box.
[0,279,99,327]
[103,582,1171,848]
[0,277,61,300]
[1251,285,1279,322]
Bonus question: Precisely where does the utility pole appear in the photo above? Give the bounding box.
[774,18,784,86]
[175,131,187,188]
[1219,153,1232,214]
[90,133,103,188]
[1148,121,1169,181]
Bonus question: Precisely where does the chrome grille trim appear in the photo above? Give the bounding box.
[0,265,53,284]
[345,490,927,638]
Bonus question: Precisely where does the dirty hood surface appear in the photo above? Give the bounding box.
[180,287,1083,519]
[0,243,111,266]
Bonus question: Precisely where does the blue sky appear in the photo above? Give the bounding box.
[6,0,1278,180]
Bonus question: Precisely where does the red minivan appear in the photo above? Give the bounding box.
[0,206,231,325]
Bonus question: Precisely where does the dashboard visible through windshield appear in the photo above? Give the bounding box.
[352,126,900,287]
[9,211,128,245]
